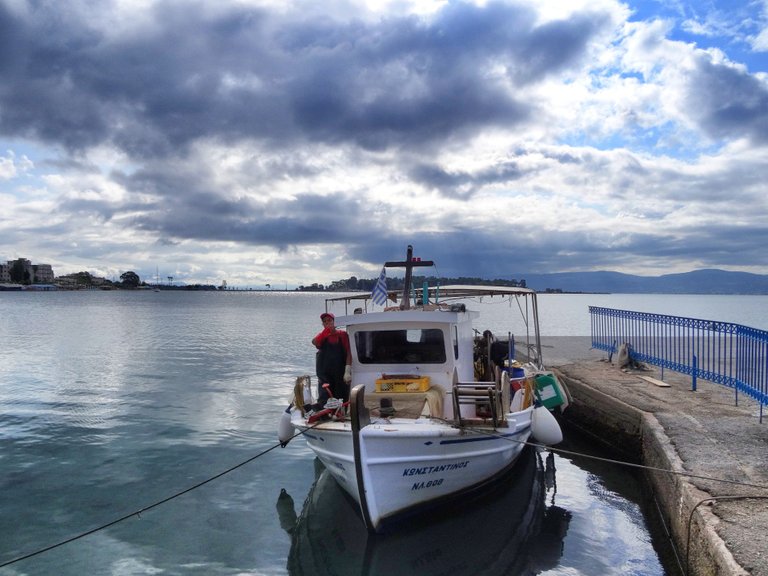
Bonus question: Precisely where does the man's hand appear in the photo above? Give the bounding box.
[343,365,352,383]
[313,327,333,347]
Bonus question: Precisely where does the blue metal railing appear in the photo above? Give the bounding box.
[589,307,768,422]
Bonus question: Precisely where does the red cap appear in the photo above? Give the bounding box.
[320,312,334,321]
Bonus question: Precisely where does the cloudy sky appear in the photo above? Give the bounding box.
[1,0,767,287]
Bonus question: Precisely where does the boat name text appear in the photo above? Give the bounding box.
[402,461,468,477]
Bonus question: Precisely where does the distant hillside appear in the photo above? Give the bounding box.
[521,269,768,295]
[319,269,768,295]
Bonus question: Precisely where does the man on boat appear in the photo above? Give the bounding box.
[312,312,352,405]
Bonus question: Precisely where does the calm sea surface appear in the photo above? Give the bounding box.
[1,291,765,575]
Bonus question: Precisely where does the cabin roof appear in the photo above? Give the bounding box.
[332,308,472,329]
[427,284,536,298]
[326,284,535,327]
[323,284,535,310]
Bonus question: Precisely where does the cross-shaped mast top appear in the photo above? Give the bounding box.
[384,245,434,310]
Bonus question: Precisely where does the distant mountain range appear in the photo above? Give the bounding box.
[521,269,768,295]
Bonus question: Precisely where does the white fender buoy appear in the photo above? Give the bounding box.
[278,408,293,446]
[531,405,563,445]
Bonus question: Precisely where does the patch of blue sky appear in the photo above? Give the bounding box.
[626,0,768,73]
[624,0,684,24]
[557,131,628,153]
[558,122,718,161]
[616,70,645,82]
[0,138,55,172]
[0,139,52,201]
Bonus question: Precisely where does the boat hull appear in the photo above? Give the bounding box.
[286,445,550,576]
[293,407,532,532]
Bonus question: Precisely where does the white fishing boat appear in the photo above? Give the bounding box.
[278,246,568,533]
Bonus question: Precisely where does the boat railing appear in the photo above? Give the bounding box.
[589,306,768,422]
[452,381,504,428]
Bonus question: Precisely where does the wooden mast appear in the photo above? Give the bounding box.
[384,245,434,310]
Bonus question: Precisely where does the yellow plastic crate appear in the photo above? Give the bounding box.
[375,376,430,393]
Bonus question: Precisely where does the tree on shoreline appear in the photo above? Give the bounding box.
[120,271,141,288]
[9,260,30,284]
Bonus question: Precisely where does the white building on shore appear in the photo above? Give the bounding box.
[0,258,55,284]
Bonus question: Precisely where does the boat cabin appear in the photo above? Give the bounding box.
[331,304,491,420]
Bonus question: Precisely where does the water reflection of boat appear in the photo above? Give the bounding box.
[277,447,572,576]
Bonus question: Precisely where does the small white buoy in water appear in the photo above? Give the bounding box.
[278,408,293,447]
[531,405,563,445]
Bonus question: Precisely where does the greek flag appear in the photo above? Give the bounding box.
[371,266,388,306]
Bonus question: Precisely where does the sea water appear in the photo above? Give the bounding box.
[2,290,765,575]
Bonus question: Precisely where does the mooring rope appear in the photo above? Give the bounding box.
[0,426,315,569]
[3,417,766,570]
[442,419,768,491]
[539,442,768,491]
[445,421,768,576]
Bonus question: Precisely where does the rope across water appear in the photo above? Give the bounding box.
[2,419,765,570]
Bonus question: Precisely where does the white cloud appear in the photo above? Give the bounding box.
[752,27,768,52]
[0,150,34,181]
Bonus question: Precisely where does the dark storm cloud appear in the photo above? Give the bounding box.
[350,202,768,278]
[407,159,525,199]
[134,191,370,247]
[0,1,605,156]
[366,232,610,278]
[0,0,618,264]
[348,231,554,278]
[285,2,608,149]
[112,164,373,247]
[686,56,768,144]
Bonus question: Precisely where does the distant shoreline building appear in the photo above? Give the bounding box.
[55,272,112,289]
[0,258,54,285]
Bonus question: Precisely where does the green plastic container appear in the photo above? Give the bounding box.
[534,373,565,410]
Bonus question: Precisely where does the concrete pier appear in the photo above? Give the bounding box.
[550,347,768,576]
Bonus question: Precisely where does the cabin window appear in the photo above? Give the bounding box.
[354,328,446,364]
